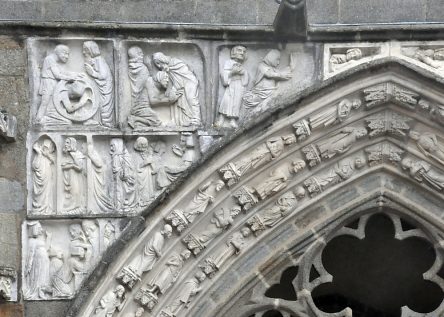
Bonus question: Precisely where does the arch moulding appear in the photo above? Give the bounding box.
[71,62,444,317]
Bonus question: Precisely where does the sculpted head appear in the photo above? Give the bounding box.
[82,41,101,58]
[434,48,444,61]
[401,158,413,170]
[42,139,55,155]
[152,52,169,70]
[115,285,125,298]
[134,137,149,152]
[409,130,420,141]
[128,46,144,61]
[294,186,306,200]
[282,134,297,145]
[155,71,169,89]
[291,159,306,173]
[263,49,281,67]
[356,128,368,138]
[110,138,124,155]
[241,227,251,237]
[63,137,77,153]
[231,45,247,63]
[28,221,43,238]
[195,271,206,283]
[181,249,192,260]
[352,99,362,109]
[346,48,362,61]
[135,308,145,317]
[162,224,173,238]
[354,156,366,169]
[82,220,98,238]
[54,44,70,63]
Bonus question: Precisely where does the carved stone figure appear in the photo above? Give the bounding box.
[165,180,225,232]
[414,48,444,70]
[152,141,188,190]
[215,45,249,128]
[62,137,86,213]
[172,132,196,168]
[0,110,17,142]
[200,228,251,277]
[152,52,201,126]
[329,48,363,71]
[93,284,126,317]
[24,221,52,300]
[365,142,404,166]
[69,224,93,283]
[133,137,156,207]
[401,158,444,191]
[302,127,368,167]
[219,134,296,186]
[103,221,116,250]
[183,206,240,255]
[118,224,172,288]
[247,189,304,235]
[161,271,206,316]
[110,138,137,211]
[82,220,100,262]
[35,44,83,125]
[304,156,366,197]
[87,143,113,212]
[49,248,73,298]
[32,139,56,214]
[243,49,292,109]
[127,46,162,128]
[83,41,114,127]
[409,130,444,166]
[252,159,306,200]
[0,267,16,301]
[124,308,145,317]
[366,111,410,138]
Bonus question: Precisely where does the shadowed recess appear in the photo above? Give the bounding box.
[265,266,298,301]
[312,213,444,317]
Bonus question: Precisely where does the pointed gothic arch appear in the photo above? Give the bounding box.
[68,61,444,317]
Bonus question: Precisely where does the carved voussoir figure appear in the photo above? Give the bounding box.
[32,138,56,215]
[183,206,240,255]
[413,47,444,70]
[409,130,444,166]
[243,49,293,110]
[117,224,172,289]
[160,271,206,317]
[220,134,296,187]
[200,228,251,278]
[302,127,368,167]
[93,284,126,317]
[136,250,191,311]
[294,98,362,141]
[165,180,225,232]
[304,156,366,197]
[401,158,444,191]
[215,45,249,129]
[247,188,305,235]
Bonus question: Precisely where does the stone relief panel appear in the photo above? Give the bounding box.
[215,44,306,129]
[28,133,197,217]
[22,219,123,300]
[119,41,205,131]
[28,39,116,129]
[399,42,444,76]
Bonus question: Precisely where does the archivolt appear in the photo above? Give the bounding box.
[70,62,444,317]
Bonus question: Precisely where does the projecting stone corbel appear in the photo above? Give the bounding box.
[0,110,17,143]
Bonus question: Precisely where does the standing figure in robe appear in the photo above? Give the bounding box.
[309,98,362,130]
[401,158,444,191]
[409,130,444,166]
[133,137,156,207]
[152,52,201,126]
[24,221,52,300]
[215,45,249,128]
[127,46,162,129]
[110,138,137,211]
[62,137,86,214]
[94,285,126,317]
[243,49,292,109]
[317,127,368,160]
[83,41,114,127]
[87,143,113,212]
[32,139,56,214]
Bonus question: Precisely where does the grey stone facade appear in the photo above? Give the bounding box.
[0,1,444,317]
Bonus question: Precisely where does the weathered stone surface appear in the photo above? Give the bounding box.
[25,301,70,317]
[0,178,24,212]
[0,214,19,269]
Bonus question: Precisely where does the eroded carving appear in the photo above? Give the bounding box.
[409,130,444,166]
[93,285,126,317]
[243,49,293,110]
[365,142,404,166]
[329,48,363,72]
[136,250,191,311]
[183,206,241,255]
[302,127,368,167]
[0,267,16,301]
[401,158,444,191]
[304,156,366,197]
[200,227,251,278]
[220,134,296,187]
[412,47,444,71]
[165,180,225,233]
[215,45,249,129]
[246,189,304,235]
[293,98,362,141]
[117,224,172,289]
[365,111,410,138]
[160,271,206,317]
[363,83,419,109]
[0,110,17,142]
